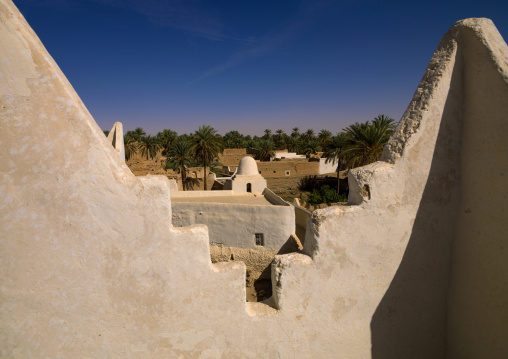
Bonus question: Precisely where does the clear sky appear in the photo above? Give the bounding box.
[15,0,508,136]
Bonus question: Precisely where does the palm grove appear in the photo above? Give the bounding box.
[105,115,396,194]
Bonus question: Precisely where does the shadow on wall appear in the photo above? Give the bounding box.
[370,43,463,358]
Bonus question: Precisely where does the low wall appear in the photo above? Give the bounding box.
[257,159,320,178]
[293,201,312,244]
[172,202,295,250]
[218,151,254,167]
[171,190,235,197]
[263,188,290,206]
[223,148,247,155]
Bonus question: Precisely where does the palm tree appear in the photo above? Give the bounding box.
[157,129,178,154]
[323,133,347,190]
[223,130,246,148]
[263,129,272,140]
[318,129,332,148]
[165,140,192,190]
[291,127,300,138]
[124,135,139,161]
[189,125,224,190]
[304,139,322,155]
[257,140,275,161]
[139,135,161,160]
[275,129,285,149]
[341,115,395,168]
[286,136,299,153]
[133,127,146,141]
[306,129,315,139]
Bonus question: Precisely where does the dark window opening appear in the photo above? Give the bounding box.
[255,233,264,246]
[247,183,252,192]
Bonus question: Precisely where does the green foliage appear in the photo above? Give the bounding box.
[304,139,321,155]
[157,129,178,155]
[340,114,395,168]
[123,136,139,161]
[306,185,347,205]
[256,140,275,161]
[139,135,161,160]
[189,125,224,190]
[103,130,110,137]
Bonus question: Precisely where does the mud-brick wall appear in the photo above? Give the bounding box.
[257,160,320,178]
[218,153,254,167]
[223,148,247,155]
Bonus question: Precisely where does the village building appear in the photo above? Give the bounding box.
[171,156,295,251]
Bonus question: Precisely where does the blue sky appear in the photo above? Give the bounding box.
[16,0,508,136]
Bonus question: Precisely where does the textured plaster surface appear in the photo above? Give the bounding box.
[171,194,272,206]
[107,121,125,162]
[172,201,295,250]
[1,1,507,357]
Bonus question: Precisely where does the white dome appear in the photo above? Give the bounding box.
[236,156,259,176]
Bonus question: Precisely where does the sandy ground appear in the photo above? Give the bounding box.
[171,194,273,206]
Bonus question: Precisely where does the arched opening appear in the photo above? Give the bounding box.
[246,183,252,192]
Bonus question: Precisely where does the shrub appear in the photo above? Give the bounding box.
[306,185,347,205]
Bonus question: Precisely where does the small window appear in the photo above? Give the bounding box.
[255,233,264,246]
[273,170,276,173]
[285,170,290,176]
[247,183,252,192]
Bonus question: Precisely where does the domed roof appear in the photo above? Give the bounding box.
[236,156,259,176]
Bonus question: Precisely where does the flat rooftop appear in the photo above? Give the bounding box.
[171,194,273,206]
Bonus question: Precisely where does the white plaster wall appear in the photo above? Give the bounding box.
[172,202,295,250]
[107,121,125,161]
[318,158,337,174]
[275,152,305,159]
[293,202,312,244]
[171,190,235,197]
[445,20,508,358]
[231,177,267,194]
[262,188,290,206]
[1,2,507,357]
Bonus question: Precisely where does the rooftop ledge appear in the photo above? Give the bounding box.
[170,193,275,206]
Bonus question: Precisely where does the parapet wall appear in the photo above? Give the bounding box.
[1,2,507,357]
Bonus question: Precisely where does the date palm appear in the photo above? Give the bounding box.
[275,129,285,149]
[133,127,146,141]
[291,127,300,138]
[286,136,299,153]
[323,133,347,190]
[263,129,272,140]
[257,140,275,161]
[139,135,161,160]
[318,129,332,148]
[190,125,224,190]
[124,135,139,161]
[304,139,321,155]
[157,129,178,154]
[165,140,192,190]
[341,114,395,168]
